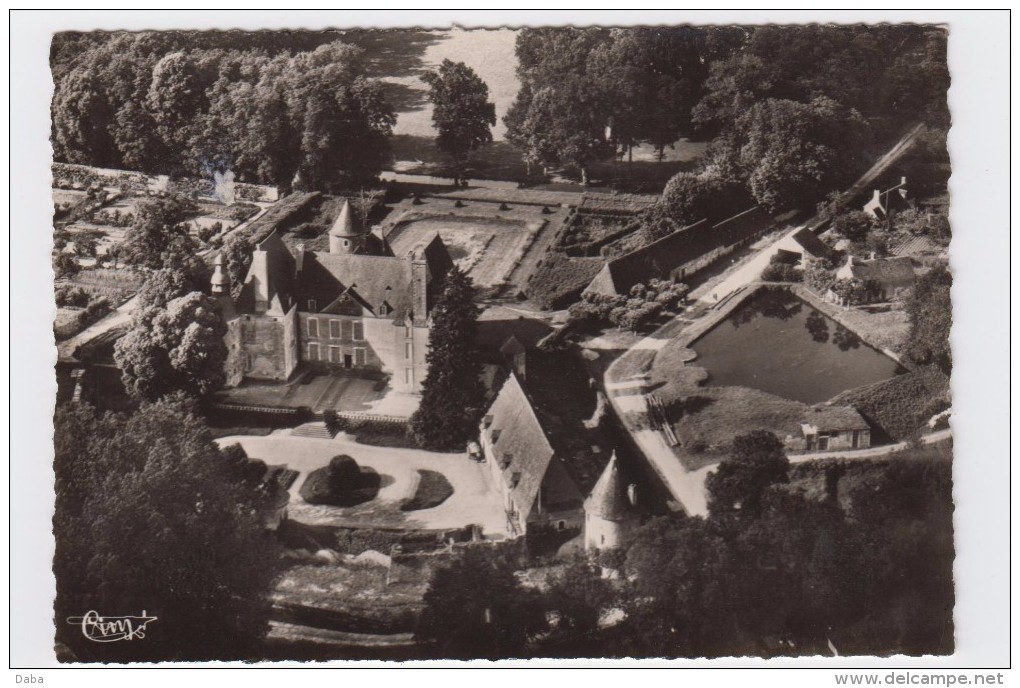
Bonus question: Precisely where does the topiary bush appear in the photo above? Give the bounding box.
[299,454,381,507]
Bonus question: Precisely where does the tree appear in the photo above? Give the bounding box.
[620,516,741,657]
[903,264,952,373]
[137,266,206,311]
[421,59,496,185]
[114,291,227,400]
[53,252,79,279]
[705,430,790,521]
[53,399,282,662]
[409,267,485,450]
[831,210,875,244]
[122,195,198,270]
[221,232,254,298]
[416,548,548,659]
[543,555,616,640]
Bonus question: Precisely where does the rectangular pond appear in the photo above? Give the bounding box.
[690,288,906,404]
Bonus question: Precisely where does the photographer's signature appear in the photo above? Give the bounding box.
[66,611,157,642]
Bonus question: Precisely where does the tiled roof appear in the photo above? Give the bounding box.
[791,228,834,258]
[297,253,412,318]
[486,374,582,519]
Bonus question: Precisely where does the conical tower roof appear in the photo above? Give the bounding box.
[584,452,632,521]
[330,200,359,238]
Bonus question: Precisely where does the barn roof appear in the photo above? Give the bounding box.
[804,405,870,432]
[485,373,582,519]
[587,207,769,296]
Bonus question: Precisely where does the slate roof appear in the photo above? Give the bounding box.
[791,228,834,259]
[234,229,452,319]
[584,452,632,521]
[588,207,769,296]
[804,405,870,432]
[485,373,583,519]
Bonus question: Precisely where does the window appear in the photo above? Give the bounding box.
[244,352,253,372]
[243,323,256,344]
[354,348,366,366]
[329,320,341,339]
[307,343,320,361]
[307,299,317,312]
[328,346,341,364]
[352,321,364,341]
[405,325,413,340]
[307,318,319,338]
[405,342,412,360]
[405,368,413,386]
[379,303,389,316]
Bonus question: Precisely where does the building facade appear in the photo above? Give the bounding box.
[217,201,453,394]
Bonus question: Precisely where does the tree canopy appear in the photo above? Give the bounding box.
[421,59,496,184]
[903,264,952,373]
[409,267,486,450]
[51,34,395,191]
[114,291,228,400]
[53,398,282,662]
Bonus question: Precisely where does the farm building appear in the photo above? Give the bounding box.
[218,200,453,393]
[776,227,835,265]
[584,206,770,297]
[799,405,872,452]
[478,373,585,537]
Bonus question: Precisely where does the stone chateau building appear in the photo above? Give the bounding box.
[212,201,453,393]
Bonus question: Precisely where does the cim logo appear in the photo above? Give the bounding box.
[66,610,157,642]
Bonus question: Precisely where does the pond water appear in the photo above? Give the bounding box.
[690,289,905,404]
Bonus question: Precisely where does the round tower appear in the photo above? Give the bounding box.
[329,200,361,254]
[210,253,229,294]
[583,451,640,552]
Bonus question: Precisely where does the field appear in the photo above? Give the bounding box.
[60,267,143,306]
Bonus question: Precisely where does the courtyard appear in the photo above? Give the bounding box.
[215,433,507,535]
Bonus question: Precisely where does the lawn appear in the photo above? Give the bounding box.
[401,470,454,511]
[211,371,389,413]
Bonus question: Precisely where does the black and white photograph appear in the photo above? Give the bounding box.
[7,9,1012,675]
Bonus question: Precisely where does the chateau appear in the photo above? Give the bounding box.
[213,201,454,393]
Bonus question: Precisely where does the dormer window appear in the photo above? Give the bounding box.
[510,472,521,488]
[491,429,501,444]
[501,453,513,470]
[307,299,317,312]
[379,303,390,316]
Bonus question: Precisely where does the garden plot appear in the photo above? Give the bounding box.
[386,214,541,288]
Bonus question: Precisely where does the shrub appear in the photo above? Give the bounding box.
[401,470,454,512]
[299,454,381,507]
[761,262,803,283]
[55,284,90,308]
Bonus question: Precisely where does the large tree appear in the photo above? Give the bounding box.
[53,398,282,662]
[114,291,228,400]
[416,548,548,659]
[122,195,198,270]
[705,430,790,521]
[409,267,485,450]
[421,59,496,185]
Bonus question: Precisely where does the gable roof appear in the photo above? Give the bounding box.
[296,253,411,317]
[803,405,870,432]
[485,373,581,519]
[791,228,834,259]
[588,207,769,296]
[584,452,632,521]
[499,335,526,356]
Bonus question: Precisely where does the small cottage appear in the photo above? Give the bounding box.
[800,406,871,451]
